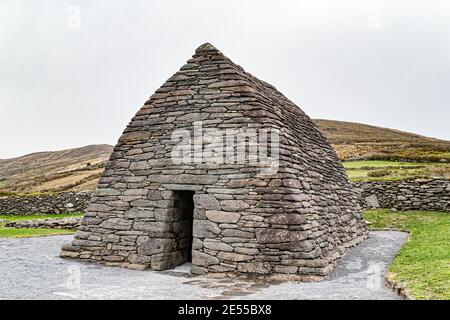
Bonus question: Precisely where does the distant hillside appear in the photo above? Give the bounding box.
[1,120,449,194]
[314,119,450,161]
[0,145,113,194]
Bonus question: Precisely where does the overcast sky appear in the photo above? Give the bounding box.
[1,0,449,159]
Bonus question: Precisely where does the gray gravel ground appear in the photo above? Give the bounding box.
[0,231,408,300]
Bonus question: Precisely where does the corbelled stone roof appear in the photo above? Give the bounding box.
[138,43,347,182]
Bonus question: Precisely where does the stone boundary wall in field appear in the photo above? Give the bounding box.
[5,217,81,229]
[1,179,449,215]
[354,179,450,212]
[0,192,92,215]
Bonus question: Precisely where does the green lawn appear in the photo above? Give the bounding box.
[344,160,427,169]
[0,213,83,238]
[346,169,404,181]
[0,179,7,189]
[364,209,450,300]
[344,160,450,182]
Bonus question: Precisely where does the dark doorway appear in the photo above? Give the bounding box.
[173,191,195,263]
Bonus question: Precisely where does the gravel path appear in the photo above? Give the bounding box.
[0,231,408,300]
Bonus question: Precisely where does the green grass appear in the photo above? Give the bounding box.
[344,160,450,181]
[364,209,450,300]
[343,160,428,169]
[439,152,450,157]
[0,228,75,238]
[0,213,84,221]
[347,168,424,182]
[0,213,83,238]
[0,179,7,189]
[346,169,405,181]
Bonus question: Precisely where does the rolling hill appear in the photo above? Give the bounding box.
[0,144,113,194]
[0,120,449,194]
[315,119,450,162]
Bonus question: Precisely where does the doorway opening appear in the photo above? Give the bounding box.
[173,191,195,264]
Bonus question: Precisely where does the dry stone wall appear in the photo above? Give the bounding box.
[355,179,450,212]
[0,192,91,215]
[2,180,447,217]
[5,217,81,229]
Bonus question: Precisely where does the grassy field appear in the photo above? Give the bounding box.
[364,209,450,300]
[0,179,7,189]
[0,144,112,194]
[344,160,450,181]
[0,213,83,238]
[315,119,450,162]
[344,160,427,169]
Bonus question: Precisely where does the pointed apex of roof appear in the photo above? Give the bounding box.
[195,42,221,54]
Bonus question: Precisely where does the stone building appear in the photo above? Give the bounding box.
[61,43,368,277]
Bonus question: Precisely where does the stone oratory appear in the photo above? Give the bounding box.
[61,43,368,278]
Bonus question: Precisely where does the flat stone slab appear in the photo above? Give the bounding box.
[0,231,408,300]
[5,217,81,229]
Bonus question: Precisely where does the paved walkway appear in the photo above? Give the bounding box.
[0,231,408,300]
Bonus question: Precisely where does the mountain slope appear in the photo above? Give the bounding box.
[0,144,113,194]
[0,121,449,194]
[315,119,450,161]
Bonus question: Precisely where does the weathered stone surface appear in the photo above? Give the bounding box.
[237,262,271,274]
[193,194,220,210]
[205,210,240,223]
[127,253,151,264]
[0,192,91,215]
[291,247,322,259]
[124,208,153,219]
[192,238,203,250]
[119,132,151,143]
[171,174,218,185]
[6,217,81,230]
[282,258,328,268]
[148,190,163,200]
[228,179,267,188]
[268,240,316,252]
[365,194,380,208]
[130,161,151,171]
[355,179,449,212]
[203,241,233,252]
[267,213,306,225]
[221,229,254,238]
[192,250,220,266]
[256,229,308,243]
[191,265,208,275]
[134,221,172,233]
[234,247,259,255]
[137,238,176,255]
[217,252,254,262]
[151,252,183,270]
[274,265,298,274]
[60,250,80,259]
[100,218,132,231]
[162,184,203,191]
[220,200,250,212]
[193,208,207,220]
[193,220,220,238]
[154,208,180,221]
